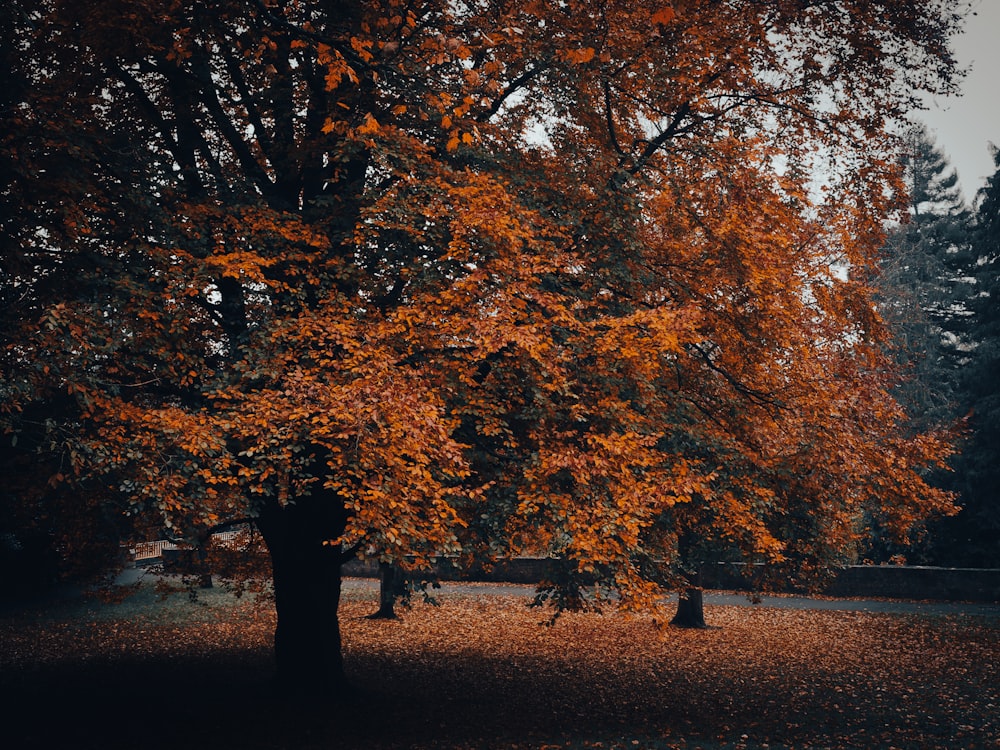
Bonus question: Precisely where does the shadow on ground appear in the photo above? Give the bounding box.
[1,645,995,750]
[2,583,998,749]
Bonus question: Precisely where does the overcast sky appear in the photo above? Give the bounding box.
[916,0,1000,204]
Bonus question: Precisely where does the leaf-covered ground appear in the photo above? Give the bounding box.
[1,581,997,750]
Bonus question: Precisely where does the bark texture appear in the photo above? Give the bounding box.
[256,491,349,694]
[671,587,708,628]
[367,562,403,620]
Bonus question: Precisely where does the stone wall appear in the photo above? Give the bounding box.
[343,557,1000,602]
[699,562,1000,602]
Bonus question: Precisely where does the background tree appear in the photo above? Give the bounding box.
[934,146,1000,565]
[870,124,975,560]
[1,0,139,593]
[885,123,976,412]
[2,0,966,694]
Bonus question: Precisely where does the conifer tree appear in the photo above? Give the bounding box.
[877,124,975,434]
[937,146,1000,565]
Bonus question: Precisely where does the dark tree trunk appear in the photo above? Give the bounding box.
[256,491,349,695]
[671,587,708,628]
[672,533,707,628]
[195,538,213,589]
[367,562,402,619]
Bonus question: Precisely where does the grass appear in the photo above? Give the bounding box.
[1,577,998,750]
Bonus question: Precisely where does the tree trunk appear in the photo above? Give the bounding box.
[256,492,349,695]
[367,562,402,619]
[195,541,213,589]
[671,587,708,628]
[672,534,707,628]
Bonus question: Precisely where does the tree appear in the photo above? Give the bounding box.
[936,145,1000,565]
[2,0,966,694]
[367,562,405,619]
[869,124,975,561]
[877,124,975,429]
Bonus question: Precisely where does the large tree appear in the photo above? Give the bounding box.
[2,0,964,692]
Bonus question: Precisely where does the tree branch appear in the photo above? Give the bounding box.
[478,63,549,122]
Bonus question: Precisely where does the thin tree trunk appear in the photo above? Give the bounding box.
[367,562,402,619]
[256,493,349,695]
[195,536,213,589]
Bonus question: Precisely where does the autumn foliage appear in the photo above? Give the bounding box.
[1,0,966,687]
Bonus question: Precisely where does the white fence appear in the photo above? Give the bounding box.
[128,530,245,562]
[130,540,176,561]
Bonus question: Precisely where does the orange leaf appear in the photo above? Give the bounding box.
[652,7,676,25]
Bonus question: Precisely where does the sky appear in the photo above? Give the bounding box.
[916,0,1000,204]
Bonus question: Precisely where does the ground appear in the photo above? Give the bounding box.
[1,578,997,749]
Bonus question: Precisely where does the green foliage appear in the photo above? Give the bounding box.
[879,132,1000,567]
[877,124,976,433]
[934,146,1000,565]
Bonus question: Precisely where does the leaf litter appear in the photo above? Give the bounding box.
[1,583,996,749]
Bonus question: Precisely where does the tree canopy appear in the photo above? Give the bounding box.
[1,0,967,690]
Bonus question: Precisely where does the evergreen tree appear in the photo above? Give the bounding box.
[868,124,975,563]
[878,124,975,434]
[938,145,1000,566]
